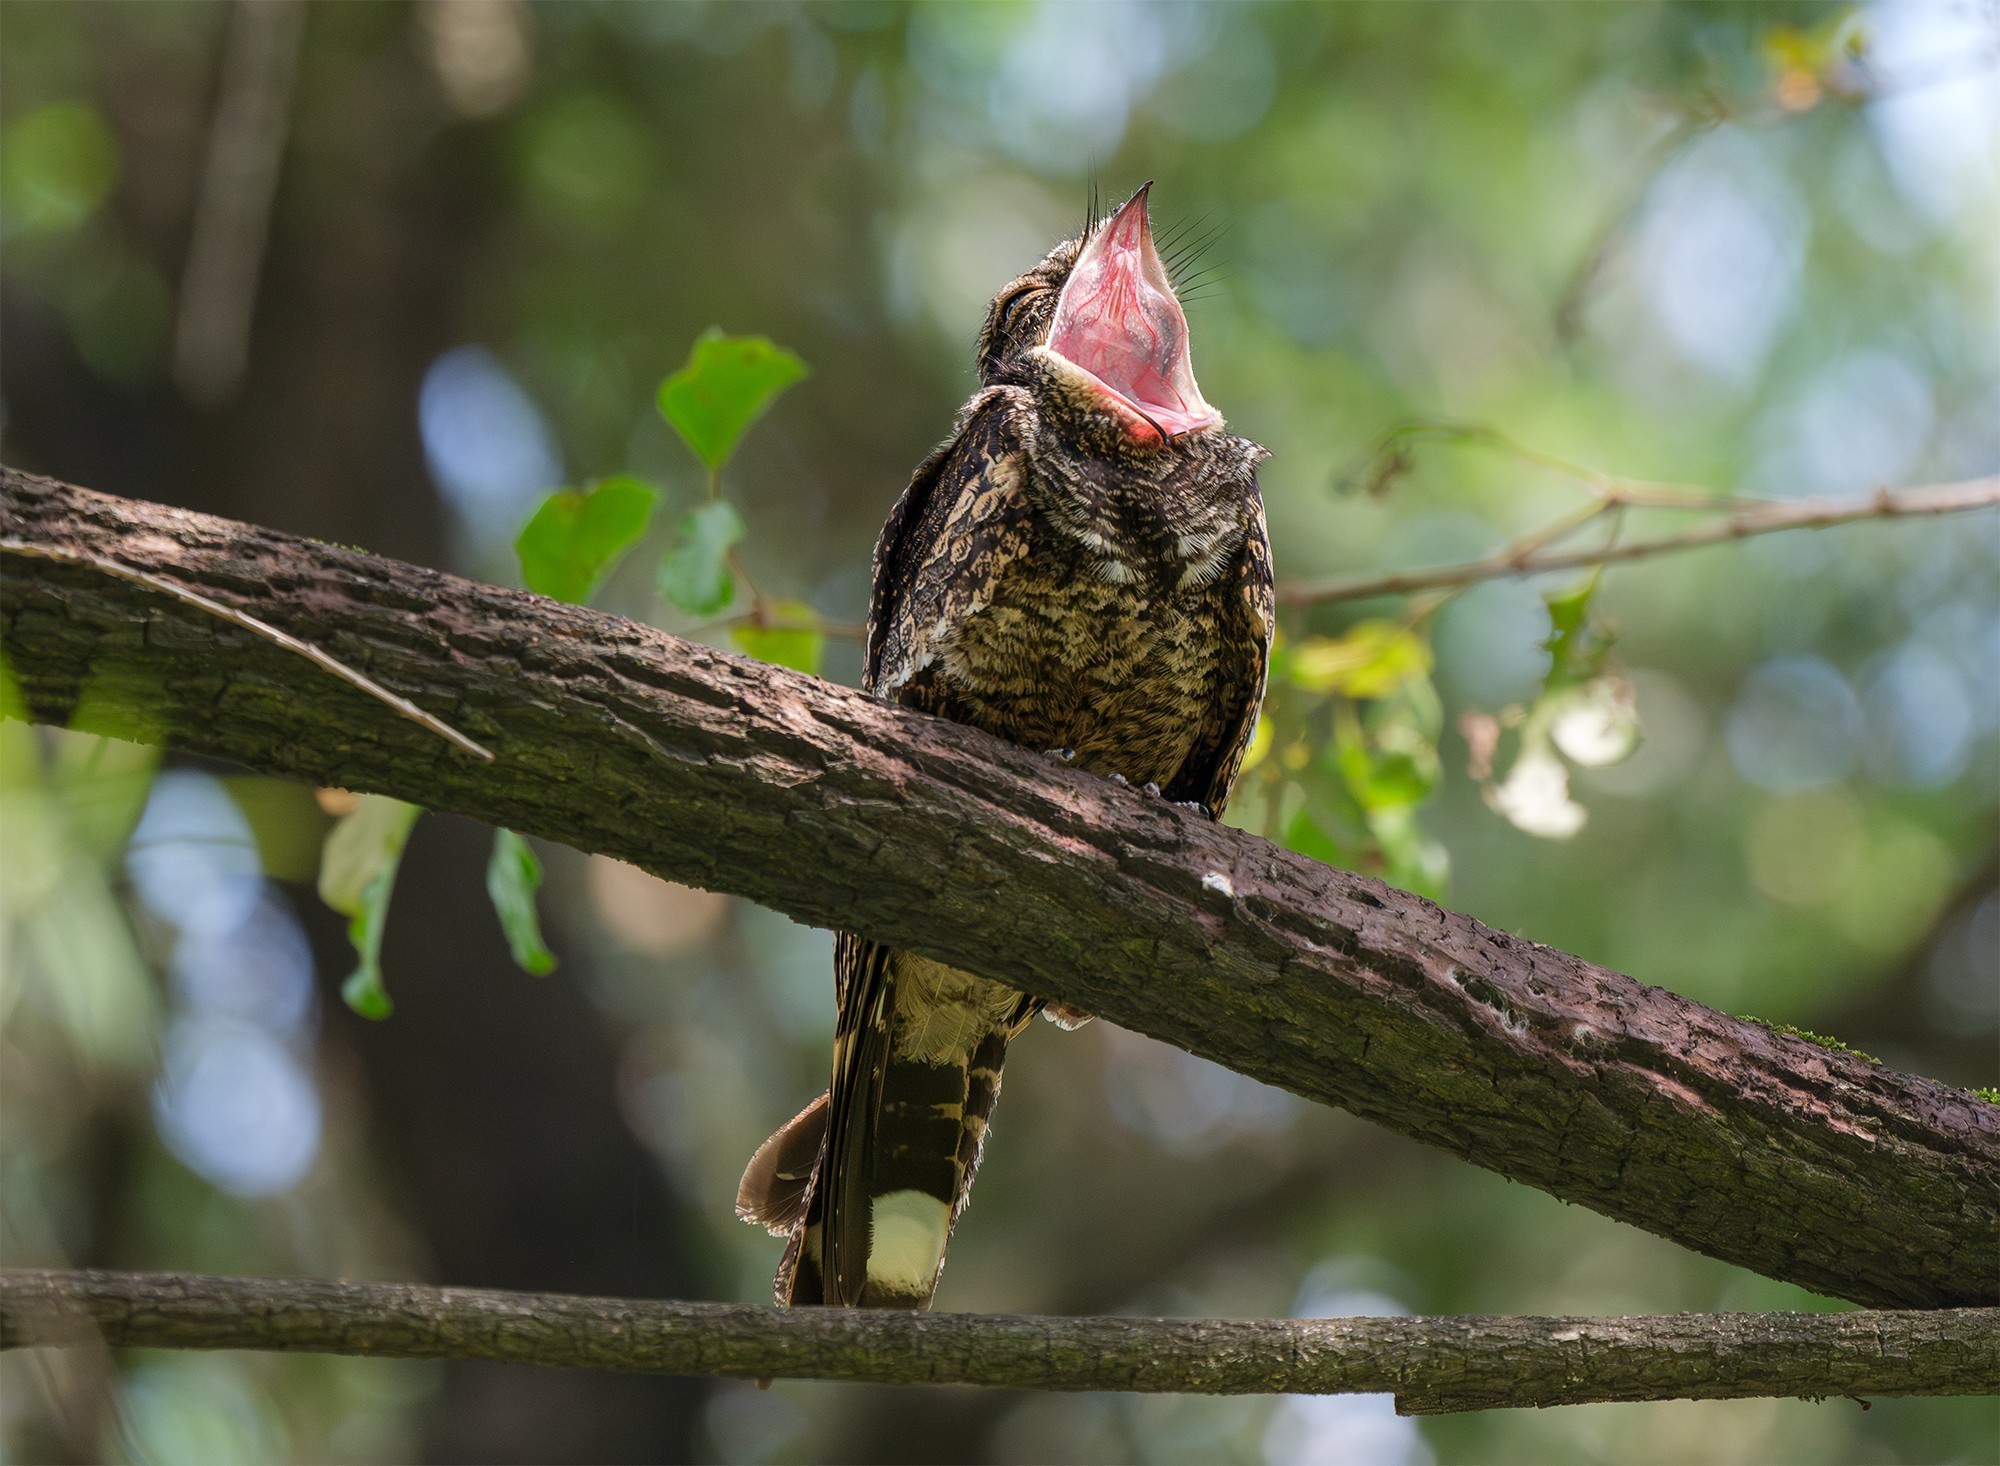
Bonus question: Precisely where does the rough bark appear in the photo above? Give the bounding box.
[3,468,1996,1312]
[5,1270,1995,1415]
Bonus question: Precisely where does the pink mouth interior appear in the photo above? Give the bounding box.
[1045,187,1218,439]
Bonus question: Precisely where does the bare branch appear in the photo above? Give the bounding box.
[3,467,1995,1310]
[5,1270,1994,1413]
[1277,475,2000,608]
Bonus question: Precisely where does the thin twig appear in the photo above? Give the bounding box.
[1336,421,1765,509]
[0,537,494,761]
[725,546,771,625]
[702,459,795,634]
[4,1270,1995,1414]
[1277,476,2000,608]
[682,582,866,644]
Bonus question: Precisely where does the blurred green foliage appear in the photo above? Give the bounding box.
[660,497,747,617]
[1,100,119,237]
[1258,619,1454,896]
[489,329,818,1006]
[487,827,558,977]
[317,794,420,1019]
[0,676,160,1071]
[732,599,829,678]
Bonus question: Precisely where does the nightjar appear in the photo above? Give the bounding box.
[738,184,1273,1308]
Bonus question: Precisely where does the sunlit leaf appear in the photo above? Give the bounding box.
[48,730,160,862]
[658,499,745,616]
[1333,703,1439,810]
[656,328,809,473]
[1281,806,1349,867]
[732,599,825,675]
[317,794,420,1019]
[1238,713,1274,774]
[318,795,417,911]
[515,474,659,605]
[220,775,330,882]
[1289,621,1433,699]
[0,691,158,1070]
[339,872,397,1019]
[487,827,557,976]
[1486,744,1587,840]
[23,859,158,1069]
[1368,804,1451,900]
[0,652,28,726]
[1548,676,1641,768]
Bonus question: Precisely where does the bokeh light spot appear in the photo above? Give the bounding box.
[1725,656,1861,793]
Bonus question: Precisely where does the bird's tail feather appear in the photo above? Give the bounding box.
[741,1006,1022,1309]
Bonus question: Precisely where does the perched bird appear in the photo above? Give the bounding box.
[737,183,1273,1308]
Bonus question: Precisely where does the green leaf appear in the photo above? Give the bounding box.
[658,499,744,616]
[731,599,824,675]
[317,794,420,1019]
[0,651,29,725]
[1333,702,1440,811]
[339,869,398,1020]
[487,828,557,976]
[1367,804,1451,900]
[1238,712,1274,774]
[657,328,809,472]
[49,731,161,863]
[1541,573,1612,692]
[1281,805,1350,867]
[1288,621,1433,699]
[515,475,659,605]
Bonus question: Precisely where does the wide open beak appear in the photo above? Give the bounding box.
[1044,183,1219,439]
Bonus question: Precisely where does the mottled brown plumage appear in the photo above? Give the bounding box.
[739,185,1273,1309]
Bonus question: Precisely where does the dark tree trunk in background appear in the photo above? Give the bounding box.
[307,819,708,1464]
[0,7,708,1458]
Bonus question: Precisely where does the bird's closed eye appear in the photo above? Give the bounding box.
[995,285,1041,338]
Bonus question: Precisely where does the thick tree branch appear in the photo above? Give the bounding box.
[1,537,493,759]
[1277,474,2000,606]
[5,1271,1995,1414]
[2,468,1995,1311]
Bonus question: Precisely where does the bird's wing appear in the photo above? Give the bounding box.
[775,389,1037,1306]
[863,386,1035,696]
[1164,495,1274,817]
